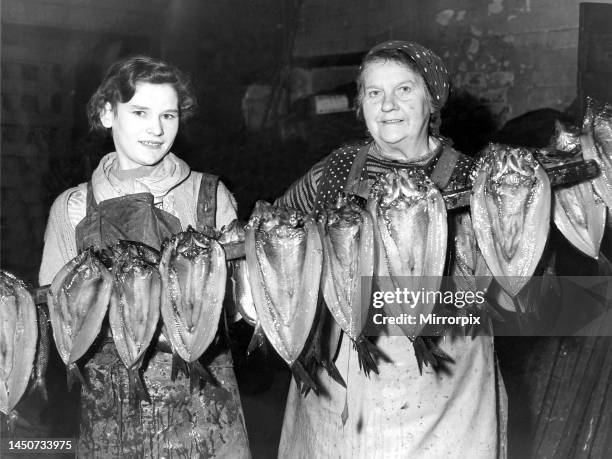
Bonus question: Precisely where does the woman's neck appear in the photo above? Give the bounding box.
[373,136,438,164]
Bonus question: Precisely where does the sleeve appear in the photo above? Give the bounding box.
[274,155,328,213]
[215,180,239,229]
[38,187,83,285]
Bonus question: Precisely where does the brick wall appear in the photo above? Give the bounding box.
[292,0,612,126]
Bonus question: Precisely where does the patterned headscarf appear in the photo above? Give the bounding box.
[363,40,450,134]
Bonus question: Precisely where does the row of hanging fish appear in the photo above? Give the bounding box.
[239,171,452,390]
[238,99,612,387]
[42,226,227,404]
[3,99,611,412]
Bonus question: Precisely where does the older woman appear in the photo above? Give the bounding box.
[276,41,507,458]
[39,56,251,458]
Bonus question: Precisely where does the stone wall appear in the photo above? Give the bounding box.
[292,0,612,126]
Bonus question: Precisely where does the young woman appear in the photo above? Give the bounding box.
[39,56,251,458]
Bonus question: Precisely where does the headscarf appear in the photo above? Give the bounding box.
[364,40,450,134]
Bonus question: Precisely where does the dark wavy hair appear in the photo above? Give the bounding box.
[354,48,435,122]
[87,56,197,132]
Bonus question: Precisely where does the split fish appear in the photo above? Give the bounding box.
[318,192,378,375]
[106,241,162,404]
[0,271,37,415]
[470,144,551,297]
[368,169,448,340]
[47,248,113,390]
[582,97,612,209]
[159,226,226,391]
[553,182,605,259]
[245,201,321,393]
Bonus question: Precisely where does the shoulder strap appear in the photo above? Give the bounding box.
[84,181,97,216]
[430,146,460,190]
[344,143,372,197]
[196,173,219,231]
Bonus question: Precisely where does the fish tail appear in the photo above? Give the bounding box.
[170,352,189,381]
[354,335,381,377]
[322,358,346,388]
[291,360,319,396]
[246,324,267,356]
[66,363,86,392]
[188,361,218,393]
[33,376,48,401]
[128,368,150,407]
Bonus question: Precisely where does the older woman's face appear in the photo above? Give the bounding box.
[361,60,431,151]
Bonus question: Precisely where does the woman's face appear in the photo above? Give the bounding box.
[361,60,431,153]
[100,82,180,170]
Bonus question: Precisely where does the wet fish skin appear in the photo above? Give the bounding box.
[230,259,257,327]
[368,170,448,340]
[471,144,551,297]
[47,249,113,389]
[159,226,226,364]
[319,192,377,375]
[319,193,373,341]
[108,246,161,371]
[245,201,321,368]
[219,220,258,327]
[582,98,612,208]
[0,271,37,415]
[553,181,605,259]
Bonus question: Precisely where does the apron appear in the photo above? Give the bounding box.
[74,175,251,458]
[278,143,507,459]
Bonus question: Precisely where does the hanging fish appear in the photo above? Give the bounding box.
[219,220,265,354]
[0,271,37,416]
[28,304,50,401]
[449,213,502,332]
[553,181,606,259]
[552,119,581,153]
[318,192,378,375]
[535,120,582,168]
[582,98,612,209]
[368,169,448,340]
[159,226,225,391]
[471,144,551,297]
[47,248,113,390]
[245,201,321,393]
[106,241,162,404]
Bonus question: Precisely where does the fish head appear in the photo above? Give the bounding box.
[371,169,430,211]
[553,119,581,152]
[218,219,246,244]
[322,193,366,229]
[174,229,213,261]
[488,147,537,190]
